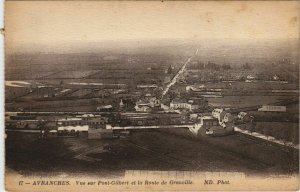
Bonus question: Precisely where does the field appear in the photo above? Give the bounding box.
[207,95,289,108]
[240,122,299,144]
[189,81,298,90]
[5,49,190,112]
[5,130,298,177]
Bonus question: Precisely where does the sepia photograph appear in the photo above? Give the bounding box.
[4,1,299,191]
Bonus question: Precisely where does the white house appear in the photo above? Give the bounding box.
[212,108,224,121]
[170,99,192,111]
[258,105,286,112]
[237,112,247,120]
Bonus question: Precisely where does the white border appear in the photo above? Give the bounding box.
[0,0,4,191]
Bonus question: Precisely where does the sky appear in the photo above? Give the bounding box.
[5,1,299,53]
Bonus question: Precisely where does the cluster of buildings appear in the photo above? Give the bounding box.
[169,98,207,112]
[55,114,111,139]
[188,108,235,137]
[57,114,107,129]
[118,112,185,127]
[133,94,208,113]
[134,97,161,112]
[6,113,113,139]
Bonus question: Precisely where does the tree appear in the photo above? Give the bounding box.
[167,65,173,74]
[264,128,272,139]
[248,120,256,134]
[222,64,231,70]
[282,130,290,144]
[70,129,76,136]
[242,63,252,70]
[168,91,177,101]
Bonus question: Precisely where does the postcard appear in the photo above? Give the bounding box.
[4,1,299,191]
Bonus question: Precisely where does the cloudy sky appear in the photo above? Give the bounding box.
[5,1,299,52]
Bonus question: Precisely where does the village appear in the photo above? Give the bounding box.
[5,41,299,176]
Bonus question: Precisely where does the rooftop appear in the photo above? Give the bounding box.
[58,117,82,121]
[57,125,89,131]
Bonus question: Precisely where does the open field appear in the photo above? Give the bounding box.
[189,81,298,90]
[239,122,299,144]
[207,95,291,108]
[6,130,298,177]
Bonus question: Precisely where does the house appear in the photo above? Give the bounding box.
[57,125,89,138]
[134,104,151,112]
[189,113,198,121]
[188,100,202,111]
[212,108,233,126]
[246,74,256,80]
[219,111,234,128]
[245,74,258,82]
[82,114,108,129]
[48,130,58,137]
[258,105,286,112]
[57,114,108,129]
[273,75,280,81]
[212,108,224,121]
[149,97,161,108]
[57,117,83,127]
[15,120,39,129]
[134,97,161,112]
[237,112,247,120]
[186,85,206,92]
[97,105,113,112]
[170,99,192,111]
[170,97,207,112]
[190,116,220,135]
[137,84,158,89]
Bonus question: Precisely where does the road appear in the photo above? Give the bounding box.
[234,127,299,149]
[161,49,198,98]
[110,124,194,130]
